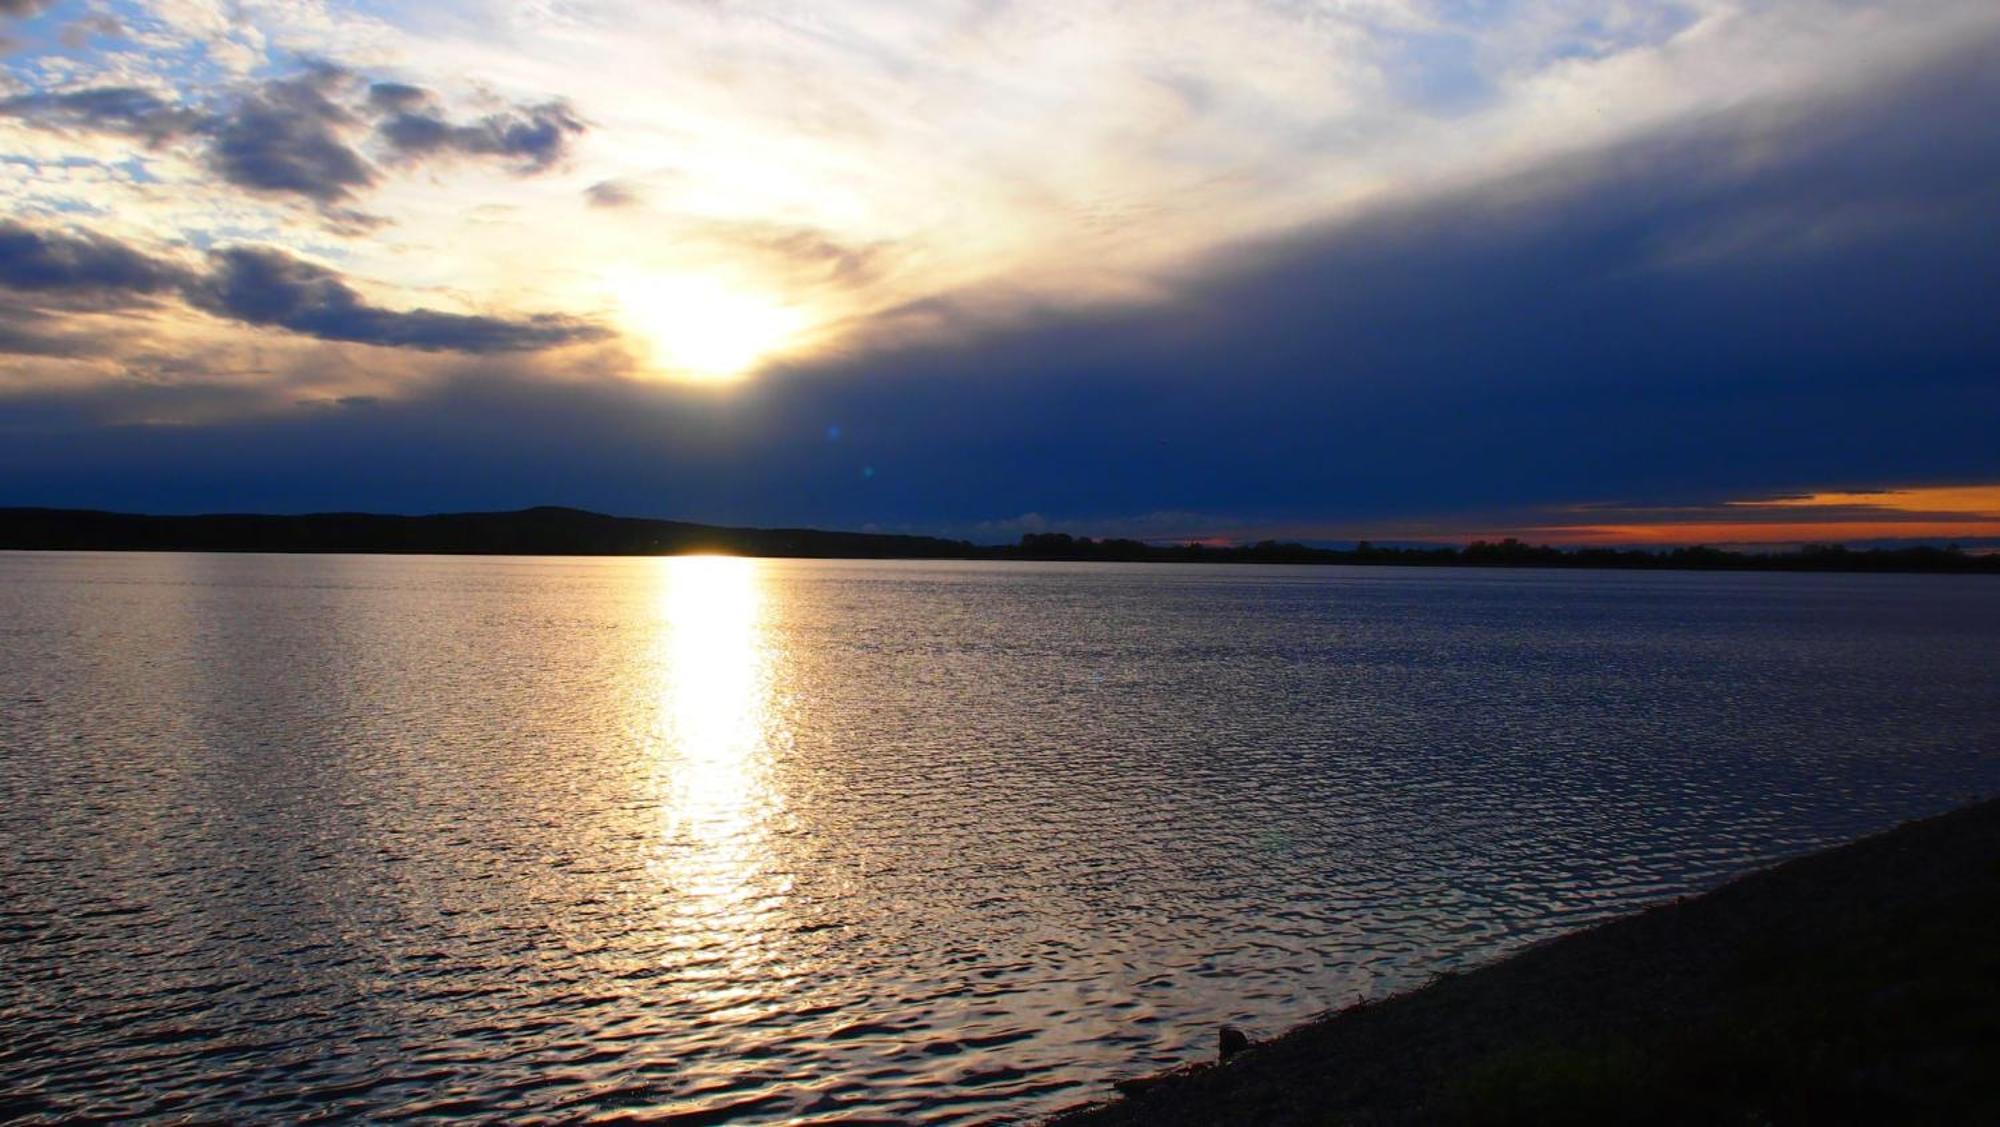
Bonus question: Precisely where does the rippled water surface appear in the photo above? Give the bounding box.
[4,553,1998,1123]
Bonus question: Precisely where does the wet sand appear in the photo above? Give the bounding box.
[1050,796,2000,1125]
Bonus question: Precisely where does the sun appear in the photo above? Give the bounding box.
[611,272,811,382]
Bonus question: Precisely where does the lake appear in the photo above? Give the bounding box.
[3,553,1997,1124]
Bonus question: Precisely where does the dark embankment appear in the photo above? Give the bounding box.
[1052,799,2000,1126]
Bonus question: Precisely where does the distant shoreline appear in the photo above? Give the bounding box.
[1049,796,2000,1125]
[2,506,1994,574]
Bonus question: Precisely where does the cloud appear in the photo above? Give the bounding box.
[3,64,585,210]
[189,246,606,353]
[0,305,121,359]
[0,220,602,355]
[375,96,586,173]
[723,223,894,287]
[1484,486,2000,546]
[0,220,192,299]
[1,12,1997,536]
[689,37,2000,532]
[584,178,639,208]
[204,64,377,204]
[58,13,121,49]
[0,0,54,18]
[0,86,206,145]
[365,82,432,114]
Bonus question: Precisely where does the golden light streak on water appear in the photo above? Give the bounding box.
[644,555,792,1019]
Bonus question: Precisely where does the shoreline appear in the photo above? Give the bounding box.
[1048,797,2000,1125]
[3,545,1994,578]
[4,507,1995,574]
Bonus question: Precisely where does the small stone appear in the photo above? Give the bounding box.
[1219,1025,1250,1061]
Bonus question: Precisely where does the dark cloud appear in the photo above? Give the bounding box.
[0,223,188,362]
[205,65,377,203]
[0,0,55,17]
[3,66,585,213]
[1,67,382,210]
[584,178,639,208]
[365,82,433,113]
[0,85,205,145]
[0,219,191,297]
[376,99,585,173]
[0,220,602,355]
[748,38,1999,530]
[190,246,604,353]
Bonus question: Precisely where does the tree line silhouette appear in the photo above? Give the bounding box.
[988,533,1998,573]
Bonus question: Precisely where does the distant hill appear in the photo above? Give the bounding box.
[0,506,975,559]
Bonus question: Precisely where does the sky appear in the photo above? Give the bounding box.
[1,0,1996,546]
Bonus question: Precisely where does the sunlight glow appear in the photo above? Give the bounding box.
[613,272,812,382]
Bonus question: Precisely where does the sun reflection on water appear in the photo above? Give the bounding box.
[645,555,790,1002]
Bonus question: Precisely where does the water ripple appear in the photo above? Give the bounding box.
[2,554,1997,1123]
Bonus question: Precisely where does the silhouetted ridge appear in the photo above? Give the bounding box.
[0,507,974,559]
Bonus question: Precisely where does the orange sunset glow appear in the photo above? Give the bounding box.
[1502,485,2000,547]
